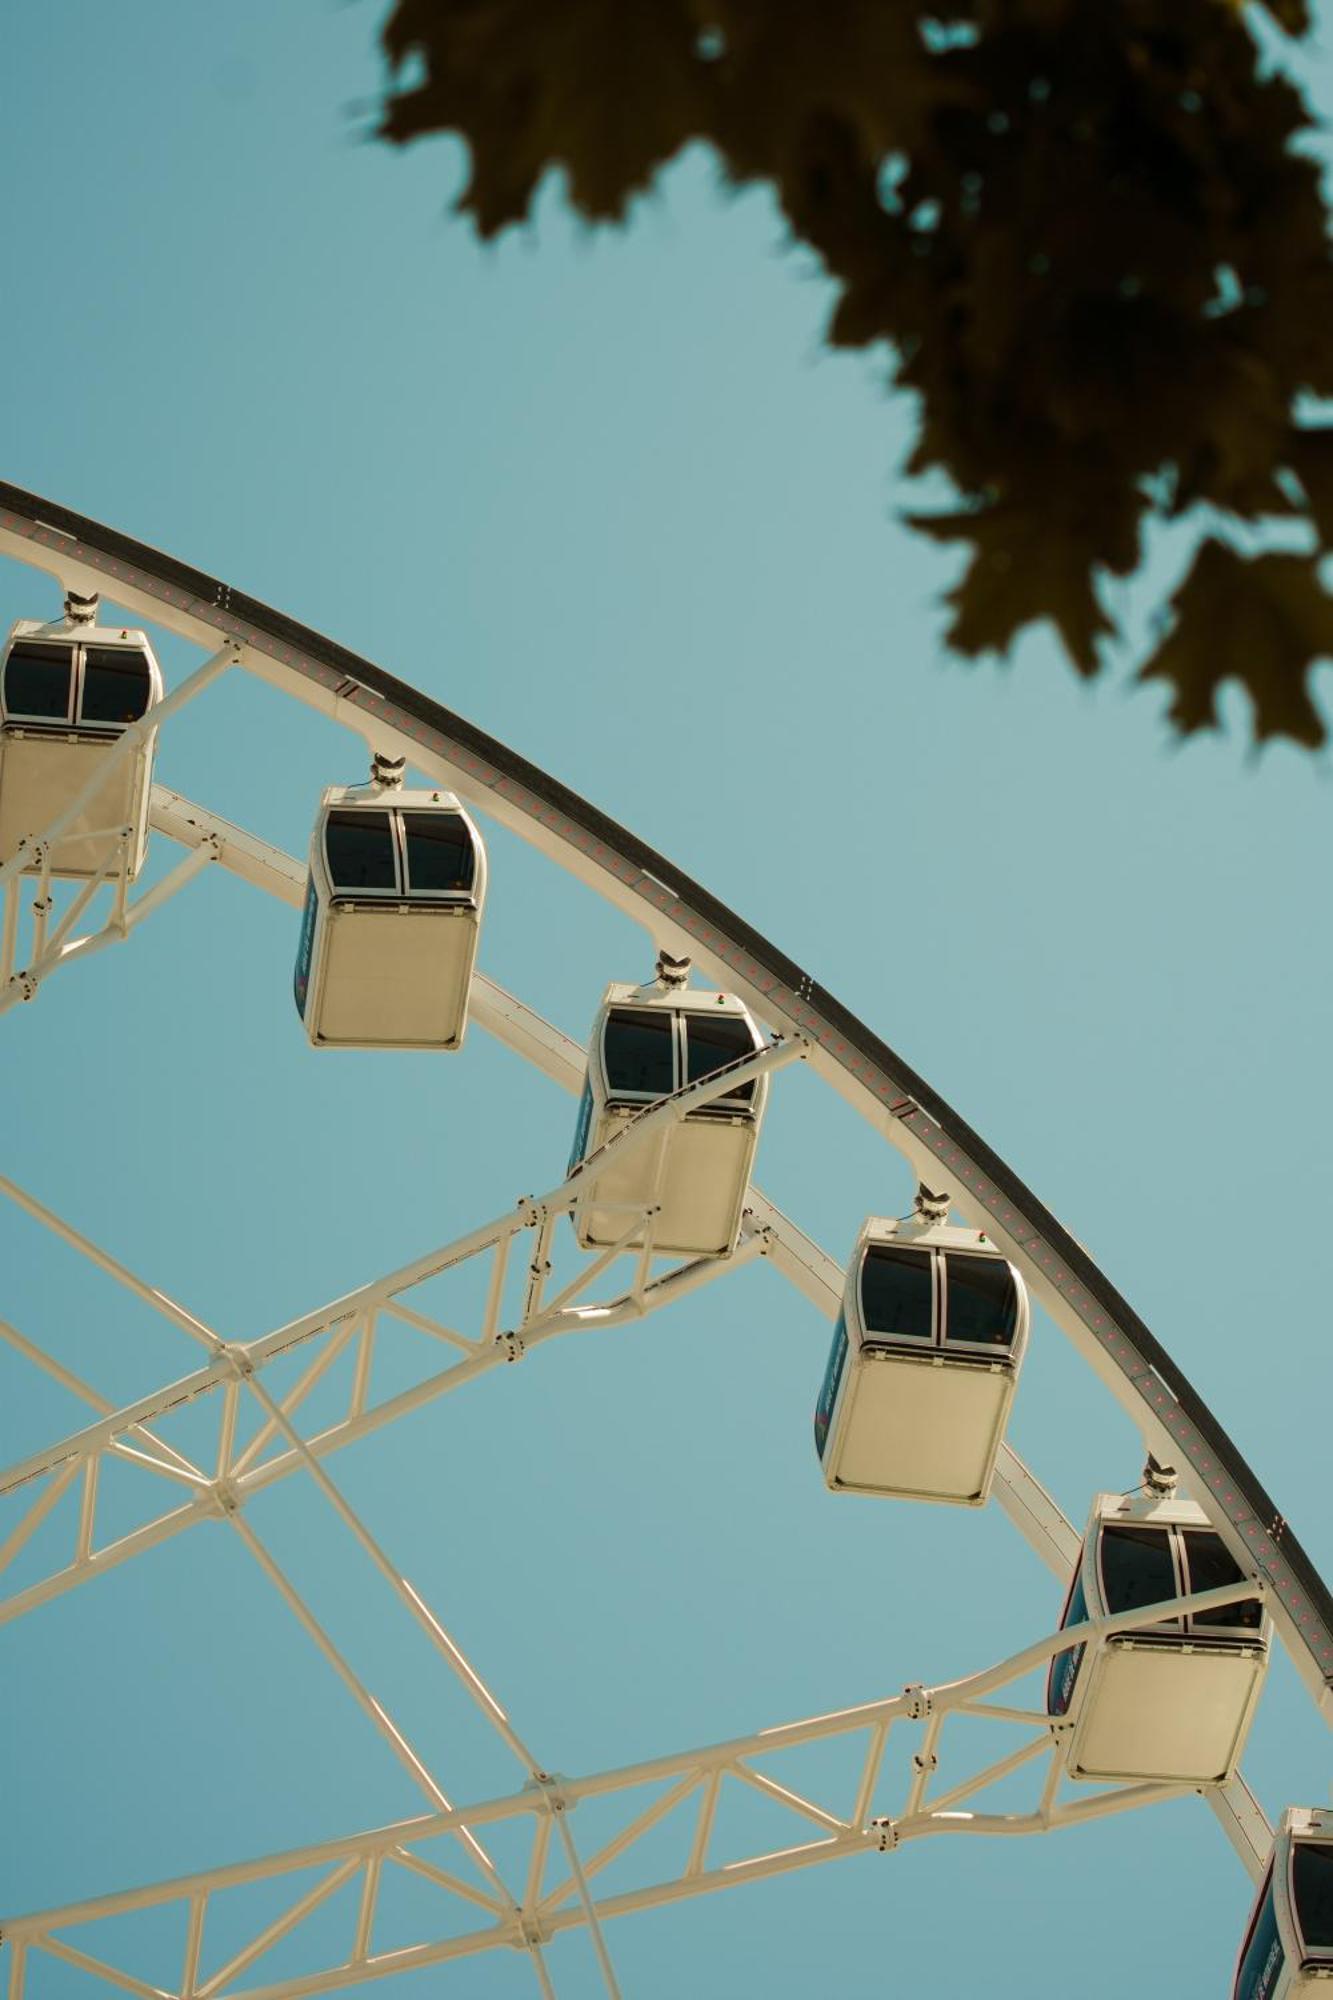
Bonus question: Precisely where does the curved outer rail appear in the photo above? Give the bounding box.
[1,479,1329,1719]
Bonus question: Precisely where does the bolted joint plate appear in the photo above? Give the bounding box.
[526,1770,571,1813]
[210,1477,243,1516]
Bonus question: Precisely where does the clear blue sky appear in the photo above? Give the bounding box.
[1,4,1331,1995]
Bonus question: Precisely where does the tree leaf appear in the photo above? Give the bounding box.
[1287,427,1333,547]
[907,497,1129,673]
[374,0,1333,747]
[380,0,705,232]
[1138,538,1331,744]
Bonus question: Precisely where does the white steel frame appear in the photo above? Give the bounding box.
[0,1578,1261,2000]
[0,505,1316,1994]
[2,494,1322,1722]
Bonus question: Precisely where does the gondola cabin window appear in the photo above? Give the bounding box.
[861,1245,934,1344]
[401,811,475,893]
[80,647,153,727]
[1293,1843,1333,1958]
[326,810,397,893]
[3,642,75,722]
[604,1009,675,1100]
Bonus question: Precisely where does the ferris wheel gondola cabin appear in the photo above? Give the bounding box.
[0,602,162,879]
[813,1218,1028,1506]
[293,758,486,1050]
[568,964,768,1259]
[1046,1491,1269,1786]
[1233,1808,1333,1999]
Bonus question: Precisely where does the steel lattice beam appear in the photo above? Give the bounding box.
[1,1582,1260,1998]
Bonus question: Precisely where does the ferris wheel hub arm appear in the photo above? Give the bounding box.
[0,1604,1221,1997]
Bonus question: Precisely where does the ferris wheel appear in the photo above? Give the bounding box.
[0,479,1329,2000]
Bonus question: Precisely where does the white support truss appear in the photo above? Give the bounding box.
[0,1032,797,1627]
[0,1579,1261,1999]
[0,790,1274,1880]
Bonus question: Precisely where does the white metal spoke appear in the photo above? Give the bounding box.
[196,1860,362,2000]
[29,1933,172,1999]
[548,1796,623,2000]
[182,1892,206,1998]
[237,1364,544,1777]
[0,1171,222,1356]
[377,1300,479,1355]
[225,1512,513,1912]
[540,1773,701,1916]
[0,1460,79,1575]
[226,1320,360,1480]
[0,1318,203,1480]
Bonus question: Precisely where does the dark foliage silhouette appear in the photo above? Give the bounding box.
[378,0,1333,747]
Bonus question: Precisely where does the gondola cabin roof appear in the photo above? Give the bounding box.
[1,616,161,734]
[1077,1490,1269,1639]
[594,979,758,1019]
[846,1216,1029,1363]
[310,782,485,908]
[588,981,767,1112]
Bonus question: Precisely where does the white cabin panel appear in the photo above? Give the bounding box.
[311,907,476,1048]
[829,1351,1011,1504]
[1068,1641,1265,1785]
[0,734,151,879]
[576,1107,755,1258]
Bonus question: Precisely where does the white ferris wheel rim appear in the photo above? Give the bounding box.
[0,479,1324,1990]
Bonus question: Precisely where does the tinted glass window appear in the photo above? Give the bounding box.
[683,1012,757,1101]
[1048,1573,1088,1716]
[604,1008,675,1096]
[813,1315,849,1459]
[1294,1843,1333,1953]
[81,646,152,725]
[860,1245,934,1341]
[944,1253,1018,1348]
[401,811,474,893]
[325,810,398,891]
[4,642,73,720]
[1183,1530,1263,1633]
[1100,1524,1177,1622]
